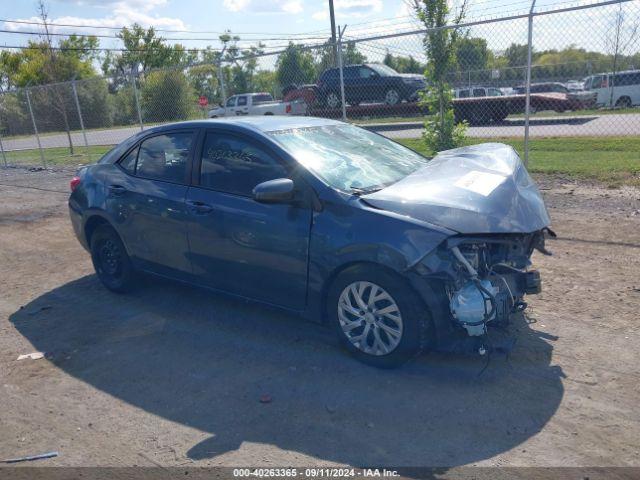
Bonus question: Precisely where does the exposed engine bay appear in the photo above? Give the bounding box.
[414,228,555,355]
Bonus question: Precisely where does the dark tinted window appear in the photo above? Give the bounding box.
[136,133,193,184]
[458,89,470,98]
[473,88,485,97]
[614,72,640,86]
[320,69,338,81]
[237,96,247,106]
[358,67,374,78]
[252,94,273,104]
[226,97,236,107]
[200,133,288,196]
[119,146,138,174]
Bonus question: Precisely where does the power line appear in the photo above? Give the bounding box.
[0,28,329,43]
[0,17,330,37]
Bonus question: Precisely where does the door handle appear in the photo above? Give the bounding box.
[187,200,213,214]
[108,185,127,196]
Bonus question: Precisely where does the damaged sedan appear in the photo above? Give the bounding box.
[69,117,553,368]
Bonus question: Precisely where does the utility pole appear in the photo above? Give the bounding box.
[329,0,338,67]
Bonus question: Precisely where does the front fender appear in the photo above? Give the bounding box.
[305,199,453,321]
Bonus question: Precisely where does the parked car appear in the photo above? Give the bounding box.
[513,82,596,110]
[565,79,585,92]
[69,117,551,368]
[583,70,640,108]
[208,92,306,117]
[454,86,503,98]
[317,64,426,108]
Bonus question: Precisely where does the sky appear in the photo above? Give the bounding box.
[0,0,637,68]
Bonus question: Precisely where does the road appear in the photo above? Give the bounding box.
[1,113,639,152]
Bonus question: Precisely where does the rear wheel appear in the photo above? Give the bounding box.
[328,265,435,368]
[325,92,341,109]
[616,96,632,108]
[90,225,136,293]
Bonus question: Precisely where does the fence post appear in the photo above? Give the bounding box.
[337,25,347,122]
[25,88,46,167]
[0,133,7,168]
[218,59,227,107]
[131,73,144,131]
[523,0,536,168]
[71,79,90,156]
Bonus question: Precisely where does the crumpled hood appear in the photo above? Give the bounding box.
[362,143,551,234]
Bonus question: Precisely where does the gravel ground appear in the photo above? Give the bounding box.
[0,166,639,470]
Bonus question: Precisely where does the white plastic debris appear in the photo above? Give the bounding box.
[17,352,45,361]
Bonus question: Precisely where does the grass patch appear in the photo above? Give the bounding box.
[398,136,640,187]
[2,145,113,167]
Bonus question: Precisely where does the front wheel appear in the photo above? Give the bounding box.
[90,225,136,293]
[384,88,401,105]
[328,266,435,368]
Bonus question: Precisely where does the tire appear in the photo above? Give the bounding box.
[384,88,401,105]
[90,224,136,293]
[263,112,274,115]
[325,92,341,109]
[327,265,435,368]
[616,96,632,108]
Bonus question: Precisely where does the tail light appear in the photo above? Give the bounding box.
[70,176,81,192]
[286,104,291,113]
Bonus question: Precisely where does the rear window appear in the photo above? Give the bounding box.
[320,69,338,81]
[135,133,193,184]
[252,94,273,104]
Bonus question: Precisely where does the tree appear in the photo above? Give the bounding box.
[141,70,195,122]
[456,37,489,73]
[607,2,639,107]
[102,24,193,86]
[275,43,316,88]
[383,52,425,73]
[411,0,468,154]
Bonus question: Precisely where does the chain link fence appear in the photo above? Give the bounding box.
[1,0,638,169]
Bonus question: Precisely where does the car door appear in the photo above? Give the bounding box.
[185,129,312,309]
[109,130,195,277]
[233,95,250,115]
[224,96,237,115]
[357,66,380,102]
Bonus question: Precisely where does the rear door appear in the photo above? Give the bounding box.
[185,129,312,309]
[110,130,196,277]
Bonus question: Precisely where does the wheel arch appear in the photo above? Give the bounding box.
[319,261,453,348]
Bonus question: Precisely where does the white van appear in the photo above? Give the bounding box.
[583,70,640,108]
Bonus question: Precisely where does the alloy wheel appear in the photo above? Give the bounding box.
[385,89,400,105]
[337,281,403,356]
[326,93,340,109]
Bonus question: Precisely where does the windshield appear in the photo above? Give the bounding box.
[268,124,429,192]
[368,64,398,77]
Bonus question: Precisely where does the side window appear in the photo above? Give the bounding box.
[136,133,193,184]
[458,89,470,98]
[237,96,247,106]
[473,88,485,97]
[226,97,236,107]
[200,133,288,196]
[359,67,374,78]
[119,146,138,174]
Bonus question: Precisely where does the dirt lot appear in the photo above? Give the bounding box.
[0,166,639,470]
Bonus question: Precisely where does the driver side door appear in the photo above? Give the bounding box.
[185,129,313,309]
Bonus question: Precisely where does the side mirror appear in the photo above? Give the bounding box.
[253,178,295,203]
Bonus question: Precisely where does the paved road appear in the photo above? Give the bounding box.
[377,113,640,139]
[1,113,639,152]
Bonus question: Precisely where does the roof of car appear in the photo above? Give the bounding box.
[144,116,345,135]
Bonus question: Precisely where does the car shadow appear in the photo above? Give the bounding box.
[10,274,564,468]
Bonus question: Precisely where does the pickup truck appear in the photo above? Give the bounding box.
[208,92,306,117]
